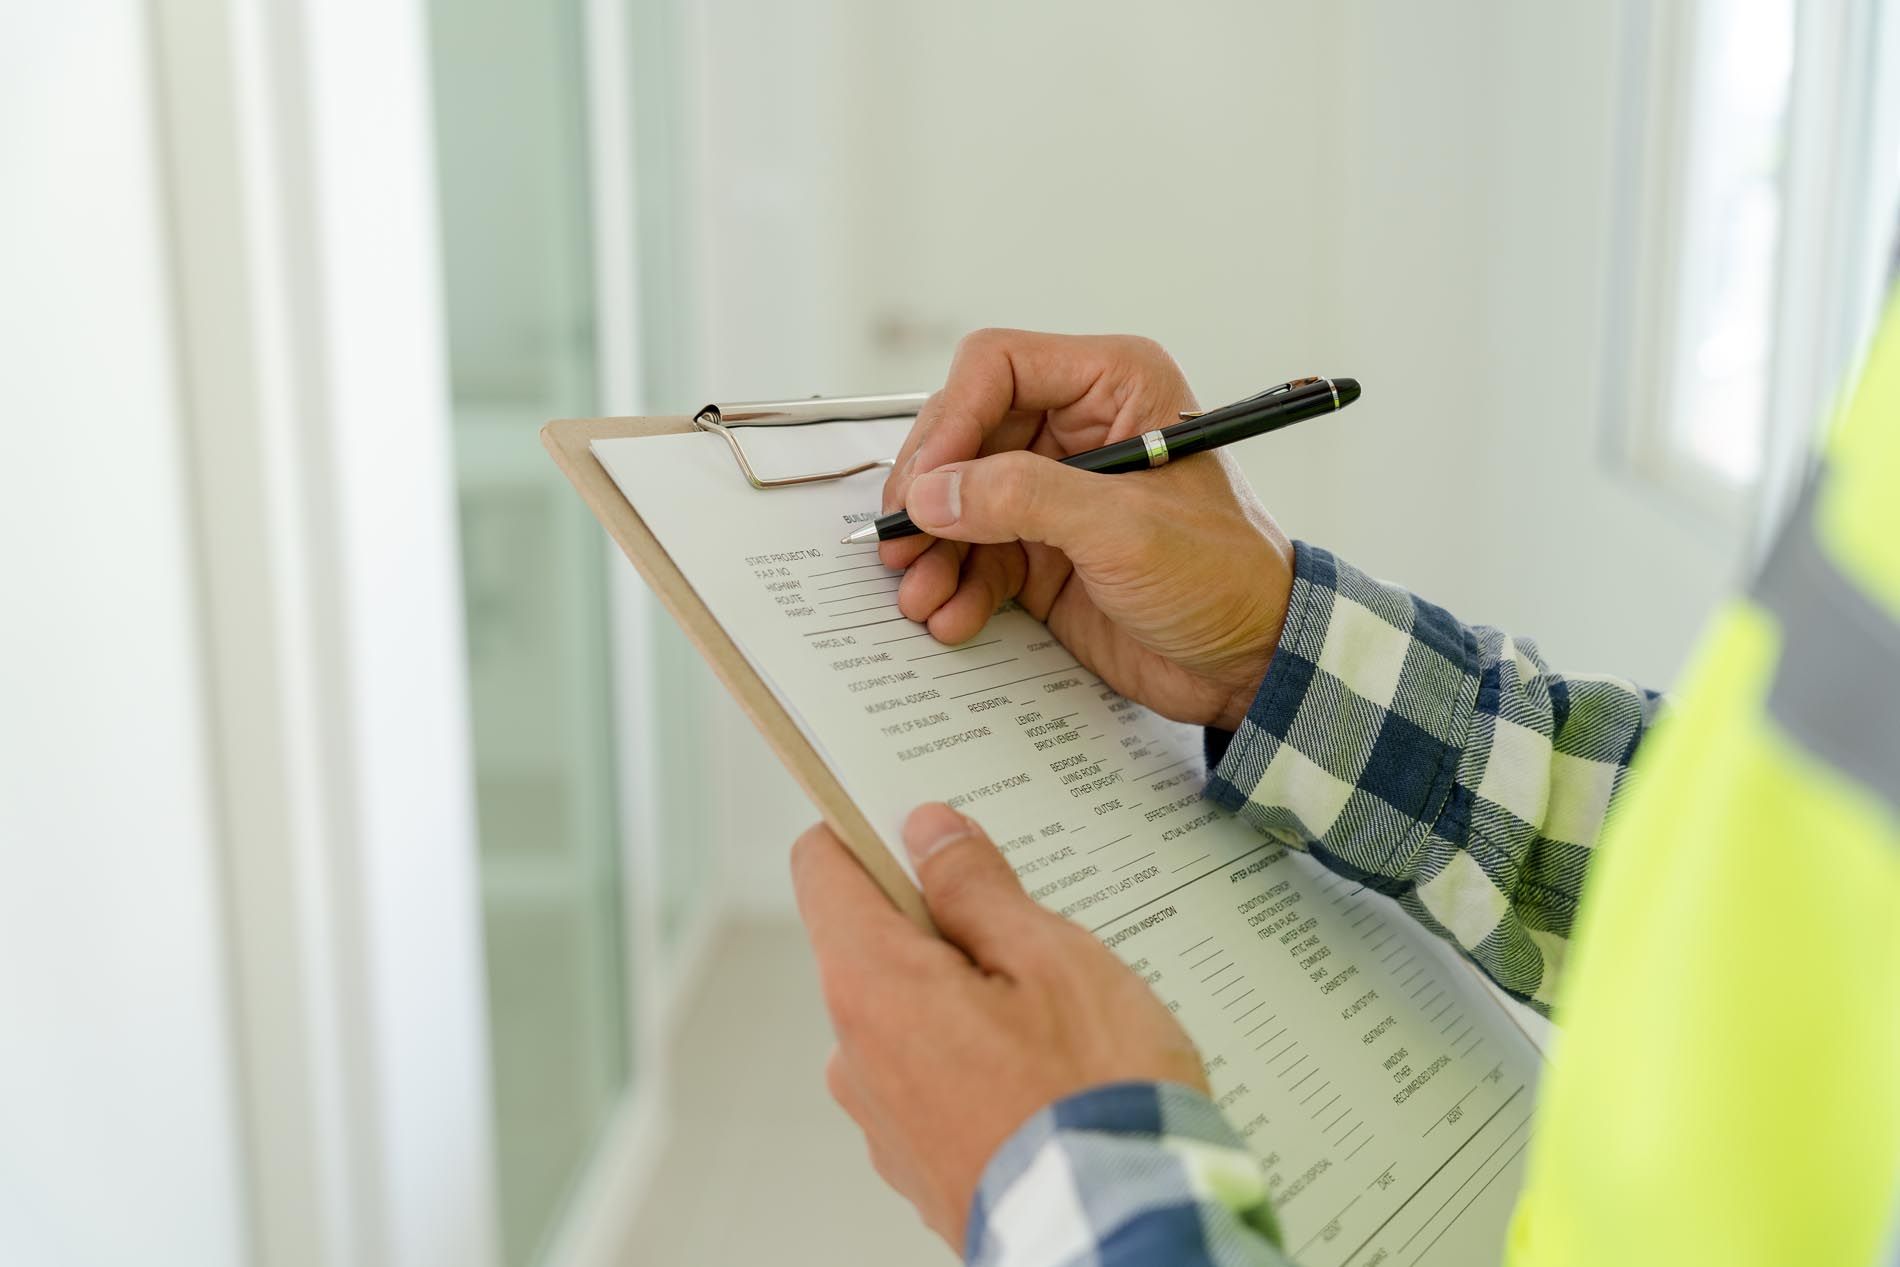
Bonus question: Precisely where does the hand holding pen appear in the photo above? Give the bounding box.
[858,330,1360,732]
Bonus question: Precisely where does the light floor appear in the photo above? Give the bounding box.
[622,919,953,1267]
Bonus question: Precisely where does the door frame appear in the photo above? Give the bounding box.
[150,2,500,1264]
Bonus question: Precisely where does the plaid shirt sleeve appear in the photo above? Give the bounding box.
[1205,540,1662,1014]
[964,541,1661,1267]
[965,1082,1292,1267]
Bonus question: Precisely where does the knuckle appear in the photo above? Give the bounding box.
[824,1047,851,1102]
[922,855,981,912]
[991,451,1040,509]
[956,327,1007,361]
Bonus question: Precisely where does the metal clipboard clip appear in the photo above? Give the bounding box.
[694,392,931,489]
[695,378,1327,489]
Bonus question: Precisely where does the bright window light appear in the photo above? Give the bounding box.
[1662,0,1796,488]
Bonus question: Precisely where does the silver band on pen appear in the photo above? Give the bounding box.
[1141,430,1170,468]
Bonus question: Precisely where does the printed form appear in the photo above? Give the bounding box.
[595,421,1539,1267]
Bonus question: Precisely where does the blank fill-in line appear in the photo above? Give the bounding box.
[1335,1119,1365,1149]
[1234,1000,1267,1023]
[1084,841,1277,934]
[1114,852,1156,871]
[1430,999,1455,1024]
[1350,908,1378,930]
[1310,1093,1341,1120]
[1298,1077,1330,1105]
[1250,1022,1284,1042]
[947,663,1082,699]
[817,573,900,590]
[908,639,1001,661]
[1440,1009,1466,1035]
[1219,986,1255,1007]
[1201,962,1239,985]
[934,658,1019,680]
[1409,977,1436,1001]
[801,615,914,637]
[1262,1040,1298,1061]
[1277,1052,1310,1078]
[1446,1021,1474,1048]
[873,630,935,645]
[824,602,903,617]
[1178,935,1214,957]
[808,561,889,578]
[821,588,900,605]
[1398,968,1425,991]
[1289,1068,1320,1094]
[1171,853,1210,873]
[1404,1135,1531,1267]
[1396,1100,1530,1259]
[1295,1195,1363,1261]
[1326,1106,1353,1133]
[1089,833,1134,856]
[1342,1086,1527,1267]
[1343,1136,1374,1165]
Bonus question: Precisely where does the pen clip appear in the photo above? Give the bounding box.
[1174,377,1321,421]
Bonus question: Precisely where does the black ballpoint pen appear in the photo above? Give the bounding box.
[839,375,1361,544]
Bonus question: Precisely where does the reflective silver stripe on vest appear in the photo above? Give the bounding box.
[1751,474,1900,818]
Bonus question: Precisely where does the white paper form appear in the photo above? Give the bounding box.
[595,423,1540,1267]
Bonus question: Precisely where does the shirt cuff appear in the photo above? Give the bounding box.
[1203,540,1478,885]
[966,1081,1287,1267]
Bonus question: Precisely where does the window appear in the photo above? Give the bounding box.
[1661,0,1795,488]
[1607,0,1900,529]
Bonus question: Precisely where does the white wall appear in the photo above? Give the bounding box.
[0,6,248,1264]
[1255,4,1732,685]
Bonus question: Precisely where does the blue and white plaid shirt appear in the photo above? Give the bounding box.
[965,541,1658,1267]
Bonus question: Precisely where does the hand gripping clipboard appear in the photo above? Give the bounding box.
[541,394,936,929]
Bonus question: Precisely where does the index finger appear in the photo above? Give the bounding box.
[879,330,1154,569]
[790,821,921,968]
[887,329,1114,496]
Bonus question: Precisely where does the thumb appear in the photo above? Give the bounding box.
[902,803,1044,969]
[905,450,1142,563]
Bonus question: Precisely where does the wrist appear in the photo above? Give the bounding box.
[1210,530,1294,731]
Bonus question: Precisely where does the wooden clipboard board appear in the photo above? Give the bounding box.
[541,414,933,929]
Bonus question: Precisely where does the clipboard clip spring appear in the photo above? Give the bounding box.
[693,392,931,490]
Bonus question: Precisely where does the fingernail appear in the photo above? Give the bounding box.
[900,450,919,477]
[908,470,961,529]
[905,825,968,869]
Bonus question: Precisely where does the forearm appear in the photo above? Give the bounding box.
[1206,542,1661,1014]
[967,1082,1293,1267]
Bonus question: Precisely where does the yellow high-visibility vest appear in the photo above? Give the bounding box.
[1509,291,1900,1263]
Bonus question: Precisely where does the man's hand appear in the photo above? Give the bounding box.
[881,329,1294,731]
[791,804,1208,1250]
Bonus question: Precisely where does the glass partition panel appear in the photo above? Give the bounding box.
[427,1,630,1263]
[627,0,720,955]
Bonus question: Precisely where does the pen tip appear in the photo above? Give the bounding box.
[838,532,857,544]
[840,522,880,545]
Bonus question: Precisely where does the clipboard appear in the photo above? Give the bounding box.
[541,395,936,929]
